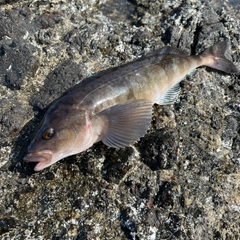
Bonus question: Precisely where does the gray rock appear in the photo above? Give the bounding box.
[0,39,39,90]
[0,0,240,239]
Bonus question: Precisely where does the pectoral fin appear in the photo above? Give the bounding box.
[96,100,153,148]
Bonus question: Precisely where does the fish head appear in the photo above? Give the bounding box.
[24,105,96,171]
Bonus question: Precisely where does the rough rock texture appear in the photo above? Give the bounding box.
[0,0,240,239]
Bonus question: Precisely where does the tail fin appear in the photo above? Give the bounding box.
[201,41,239,74]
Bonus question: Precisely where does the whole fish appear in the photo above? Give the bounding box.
[24,41,239,171]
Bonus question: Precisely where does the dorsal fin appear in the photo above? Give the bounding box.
[159,46,186,55]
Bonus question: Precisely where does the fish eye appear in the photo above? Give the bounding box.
[42,128,55,140]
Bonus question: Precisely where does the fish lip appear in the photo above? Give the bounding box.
[23,150,53,162]
[23,150,53,171]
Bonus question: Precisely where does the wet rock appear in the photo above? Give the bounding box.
[35,12,64,29]
[0,218,16,235]
[0,39,39,90]
[138,128,179,171]
[0,7,33,39]
[1,104,29,145]
[30,60,85,110]
[101,147,135,184]
[0,0,240,239]
[154,181,177,209]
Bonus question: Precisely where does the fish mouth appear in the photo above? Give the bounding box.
[23,150,53,171]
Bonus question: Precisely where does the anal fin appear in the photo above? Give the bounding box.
[157,83,180,105]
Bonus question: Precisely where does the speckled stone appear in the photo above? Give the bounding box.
[0,0,240,239]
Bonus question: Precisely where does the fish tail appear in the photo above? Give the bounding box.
[201,41,239,74]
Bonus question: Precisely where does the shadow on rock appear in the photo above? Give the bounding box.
[138,128,179,171]
[7,60,85,177]
[7,110,46,177]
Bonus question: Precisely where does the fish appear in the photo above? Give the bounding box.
[23,41,239,171]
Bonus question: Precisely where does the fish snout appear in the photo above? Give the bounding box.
[23,150,53,171]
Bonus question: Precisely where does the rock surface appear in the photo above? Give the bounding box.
[0,0,240,239]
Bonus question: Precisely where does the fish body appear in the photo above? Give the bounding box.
[24,41,239,171]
